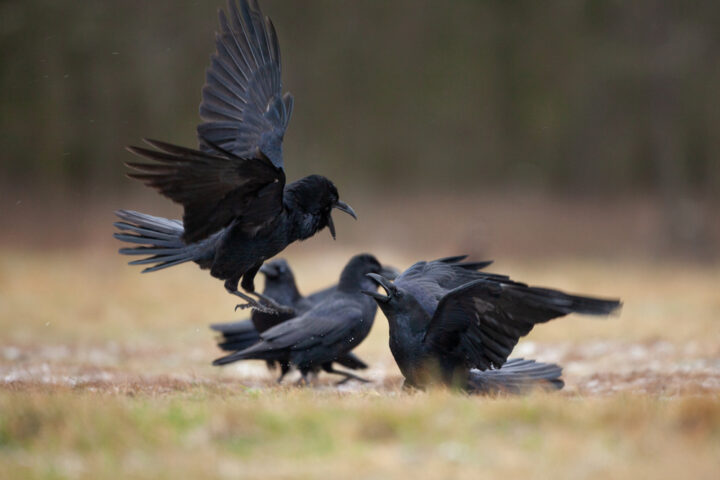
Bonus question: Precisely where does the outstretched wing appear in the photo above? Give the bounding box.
[126,139,285,243]
[198,0,293,168]
[424,279,621,371]
[395,258,503,316]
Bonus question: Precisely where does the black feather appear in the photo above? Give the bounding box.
[366,256,621,393]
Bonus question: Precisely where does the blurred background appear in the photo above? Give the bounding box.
[2,2,720,478]
[1,0,718,258]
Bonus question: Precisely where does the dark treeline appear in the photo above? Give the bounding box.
[1,0,719,197]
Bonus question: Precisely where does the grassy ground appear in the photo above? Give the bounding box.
[1,247,719,479]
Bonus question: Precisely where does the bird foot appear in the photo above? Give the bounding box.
[234,301,279,314]
[234,302,253,312]
[227,288,295,315]
[251,293,296,316]
[229,288,276,313]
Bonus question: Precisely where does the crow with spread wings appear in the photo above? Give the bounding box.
[363,256,621,393]
[113,0,356,312]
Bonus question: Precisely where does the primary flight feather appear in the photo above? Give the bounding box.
[114,0,356,313]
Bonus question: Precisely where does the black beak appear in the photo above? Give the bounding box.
[328,201,357,240]
[361,289,390,302]
[333,200,357,220]
[327,214,336,240]
[362,272,395,303]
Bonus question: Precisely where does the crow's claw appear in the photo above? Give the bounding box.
[250,293,296,316]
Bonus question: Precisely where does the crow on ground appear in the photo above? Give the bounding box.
[363,256,621,393]
[212,254,385,385]
[113,0,356,313]
[210,257,395,382]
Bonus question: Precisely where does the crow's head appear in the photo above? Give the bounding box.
[337,253,384,292]
[286,175,356,240]
[362,273,399,305]
[259,258,294,282]
[362,273,427,329]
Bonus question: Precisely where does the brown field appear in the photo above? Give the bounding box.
[1,237,719,479]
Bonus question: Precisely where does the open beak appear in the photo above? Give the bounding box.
[328,200,357,240]
[333,200,357,220]
[361,289,390,302]
[362,272,395,303]
[327,215,336,240]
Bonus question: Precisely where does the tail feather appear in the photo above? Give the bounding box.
[434,255,469,264]
[114,223,181,241]
[115,235,181,247]
[210,319,262,352]
[457,260,494,271]
[516,287,621,316]
[115,210,183,234]
[113,209,199,273]
[468,358,564,394]
[335,352,368,370]
[119,247,186,256]
[212,349,254,366]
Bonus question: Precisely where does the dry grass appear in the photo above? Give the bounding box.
[1,247,719,479]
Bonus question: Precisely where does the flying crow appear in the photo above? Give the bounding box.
[113,0,356,313]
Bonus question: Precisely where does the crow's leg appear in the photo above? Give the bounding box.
[229,290,273,313]
[323,364,370,385]
[224,279,277,314]
[238,265,293,314]
[250,291,296,315]
[276,363,291,384]
[296,371,312,386]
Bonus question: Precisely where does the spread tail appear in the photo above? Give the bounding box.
[113,209,199,272]
[468,358,564,394]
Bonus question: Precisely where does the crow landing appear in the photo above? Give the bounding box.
[113,0,356,313]
[210,257,391,382]
[213,254,385,385]
[364,256,621,394]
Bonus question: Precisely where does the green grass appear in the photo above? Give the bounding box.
[1,388,719,479]
[1,248,719,479]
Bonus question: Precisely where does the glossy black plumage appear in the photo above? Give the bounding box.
[213,254,385,385]
[210,258,375,382]
[364,256,621,393]
[113,0,356,312]
[198,0,292,169]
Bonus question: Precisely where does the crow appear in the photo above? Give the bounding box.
[212,254,385,385]
[113,0,356,313]
[210,257,379,382]
[363,256,621,393]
